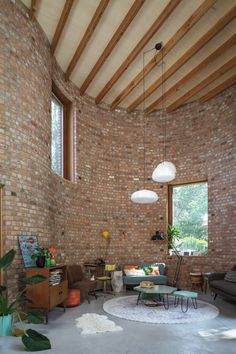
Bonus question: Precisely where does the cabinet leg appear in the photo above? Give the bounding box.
[45,311,48,324]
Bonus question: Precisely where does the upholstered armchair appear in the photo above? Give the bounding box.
[67,265,97,303]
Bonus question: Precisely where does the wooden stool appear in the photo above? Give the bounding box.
[190,272,203,291]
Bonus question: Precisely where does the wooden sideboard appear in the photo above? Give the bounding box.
[26,264,68,323]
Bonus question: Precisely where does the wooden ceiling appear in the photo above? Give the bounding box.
[22,0,236,113]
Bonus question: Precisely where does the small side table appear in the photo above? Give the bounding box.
[174,290,198,312]
[190,272,203,291]
[203,272,212,294]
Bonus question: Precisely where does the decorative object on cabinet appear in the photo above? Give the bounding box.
[18,235,39,267]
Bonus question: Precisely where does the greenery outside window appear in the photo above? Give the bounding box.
[51,84,74,181]
[168,181,208,256]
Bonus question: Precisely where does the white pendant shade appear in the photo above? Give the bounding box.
[131,189,159,204]
[152,161,176,183]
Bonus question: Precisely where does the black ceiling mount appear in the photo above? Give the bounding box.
[155,42,162,51]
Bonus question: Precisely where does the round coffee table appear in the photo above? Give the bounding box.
[134,285,177,309]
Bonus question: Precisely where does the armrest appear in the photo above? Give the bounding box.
[208,272,226,283]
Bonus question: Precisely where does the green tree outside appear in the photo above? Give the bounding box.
[172,182,208,254]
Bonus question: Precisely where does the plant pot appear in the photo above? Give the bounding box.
[36,256,45,268]
[0,314,13,336]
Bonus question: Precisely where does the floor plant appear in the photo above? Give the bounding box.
[0,249,51,351]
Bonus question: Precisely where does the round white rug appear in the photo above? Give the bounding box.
[103,295,219,324]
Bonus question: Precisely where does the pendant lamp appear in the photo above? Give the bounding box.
[131,50,158,204]
[152,43,176,183]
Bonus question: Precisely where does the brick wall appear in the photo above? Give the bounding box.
[1,0,236,290]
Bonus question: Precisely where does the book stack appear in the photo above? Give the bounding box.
[49,268,63,286]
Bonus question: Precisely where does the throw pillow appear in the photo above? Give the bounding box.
[224,270,236,283]
[124,269,145,277]
[123,265,139,270]
[152,266,160,275]
[142,266,153,275]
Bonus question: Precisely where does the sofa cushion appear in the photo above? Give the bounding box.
[141,266,153,275]
[224,270,236,283]
[123,274,167,286]
[124,269,145,276]
[123,265,139,270]
[211,279,236,296]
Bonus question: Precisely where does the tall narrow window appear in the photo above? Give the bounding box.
[169,181,208,256]
[51,94,63,176]
[51,84,74,181]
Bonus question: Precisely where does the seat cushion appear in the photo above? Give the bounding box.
[123,275,167,285]
[211,280,236,296]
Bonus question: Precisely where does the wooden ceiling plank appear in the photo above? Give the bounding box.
[146,34,236,114]
[65,0,110,80]
[129,6,236,113]
[111,0,216,110]
[199,74,236,103]
[80,0,146,95]
[166,56,236,112]
[95,0,181,104]
[30,0,38,19]
[51,0,74,55]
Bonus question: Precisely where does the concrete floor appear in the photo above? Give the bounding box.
[1,292,236,354]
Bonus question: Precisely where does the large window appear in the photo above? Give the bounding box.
[51,84,73,181]
[168,181,208,256]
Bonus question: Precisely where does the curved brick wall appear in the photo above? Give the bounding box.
[1,1,236,289]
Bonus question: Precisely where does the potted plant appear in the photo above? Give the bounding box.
[31,247,50,268]
[0,249,51,351]
[167,224,180,250]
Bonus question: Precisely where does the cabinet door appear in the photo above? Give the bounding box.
[49,280,68,308]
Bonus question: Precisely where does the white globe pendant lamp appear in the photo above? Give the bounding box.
[131,189,159,204]
[131,48,158,204]
[152,43,176,183]
[152,161,176,183]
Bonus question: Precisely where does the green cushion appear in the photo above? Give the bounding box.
[174,290,198,299]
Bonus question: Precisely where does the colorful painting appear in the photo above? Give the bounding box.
[18,235,39,268]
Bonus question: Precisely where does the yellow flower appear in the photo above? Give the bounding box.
[102,231,109,239]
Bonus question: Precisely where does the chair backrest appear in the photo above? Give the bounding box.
[67,265,84,287]
[105,264,116,272]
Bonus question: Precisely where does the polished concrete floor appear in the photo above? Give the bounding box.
[1,291,236,354]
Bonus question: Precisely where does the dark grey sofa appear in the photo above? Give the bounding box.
[209,266,236,302]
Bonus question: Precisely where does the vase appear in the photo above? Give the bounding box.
[36,256,45,268]
[0,314,13,336]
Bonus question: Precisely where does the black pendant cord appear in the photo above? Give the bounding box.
[161,49,167,162]
[142,51,146,188]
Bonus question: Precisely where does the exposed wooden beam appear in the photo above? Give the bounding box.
[128,6,236,113]
[111,0,216,110]
[94,0,181,104]
[199,73,236,103]
[145,34,236,114]
[30,0,37,19]
[65,0,110,80]
[80,0,145,95]
[51,0,74,55]
[166,56,236,112]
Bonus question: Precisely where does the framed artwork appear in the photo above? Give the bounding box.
[18,235,39,268]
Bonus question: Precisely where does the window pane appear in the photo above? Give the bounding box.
[172,182,208,256]
[51,95,63,176]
